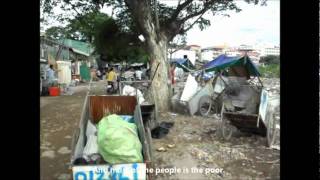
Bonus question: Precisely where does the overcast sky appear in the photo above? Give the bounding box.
[42,0,279,48]
[183,1,279,47]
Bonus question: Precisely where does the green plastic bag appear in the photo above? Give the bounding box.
[97,114,143,164]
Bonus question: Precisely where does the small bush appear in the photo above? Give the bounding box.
[260,55,280,65]
[259,64,280,78]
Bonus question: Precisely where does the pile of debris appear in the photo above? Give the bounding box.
[122,84,145,104]
[73,114,144,166]
[261,78,280,97]
[223,77,260,115]
[250,78,280,97]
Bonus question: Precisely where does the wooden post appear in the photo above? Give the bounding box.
[135,82,139,104]
[256,112,261,128]
[258,76,264,87]
[220,102,224,122]
[218,73,228,88]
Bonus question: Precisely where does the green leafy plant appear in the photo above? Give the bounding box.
[259,64,280,78]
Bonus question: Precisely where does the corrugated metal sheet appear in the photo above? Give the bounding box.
[72,48,89,57]
[59,39,93,56]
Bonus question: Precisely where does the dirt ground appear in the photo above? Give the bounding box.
[40,84,89,180]
[40,80,114,180]
[40,80,279,180]
[152,113,280,180]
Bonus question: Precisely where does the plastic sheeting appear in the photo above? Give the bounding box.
[180,74,200,101]
[122,85,145,104]
[56,61,72,85]
[202,55,261,77]
[80,63,91,81]
[97,114,143,164]
[171,58,196,72]
[82,135,98,158]
[86,120,97,137]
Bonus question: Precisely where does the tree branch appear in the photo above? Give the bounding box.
[70,3,82,17]
[124,0,146,34]
[111,7,114,18]
[181,1,216,23]
[153,0,160,32]
[169,0,193,22]
[171,45,186,53]
[164,0,218,40]
[182,11,206,33]
[124,0,158,41]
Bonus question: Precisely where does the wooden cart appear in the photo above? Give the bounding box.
[220,84,278,147]
[70,95,155,180]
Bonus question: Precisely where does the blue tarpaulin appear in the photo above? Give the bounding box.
[171,58,196,72]
[202,55,260,77]
[203,55,238,69]
[171,58,186,64]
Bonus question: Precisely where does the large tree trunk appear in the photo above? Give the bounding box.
[125,0,171,112]
[147,37,170,112]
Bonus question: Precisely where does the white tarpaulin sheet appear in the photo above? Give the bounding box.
[122,85,145,104]
[180,74,199,101]
[57,61,72,85]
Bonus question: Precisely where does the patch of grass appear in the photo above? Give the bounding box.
[258,64,280,78]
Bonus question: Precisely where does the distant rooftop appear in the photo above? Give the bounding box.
[58,39,93,56]
[188,44,201,48]
[41,37,94,57]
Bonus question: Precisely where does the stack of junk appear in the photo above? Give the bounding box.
[70,95,153,180]
[223,77,259,114]
[122,85,145,104]
[170,54,280,149]
[171,71,217,115]
[73,114,143,165]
